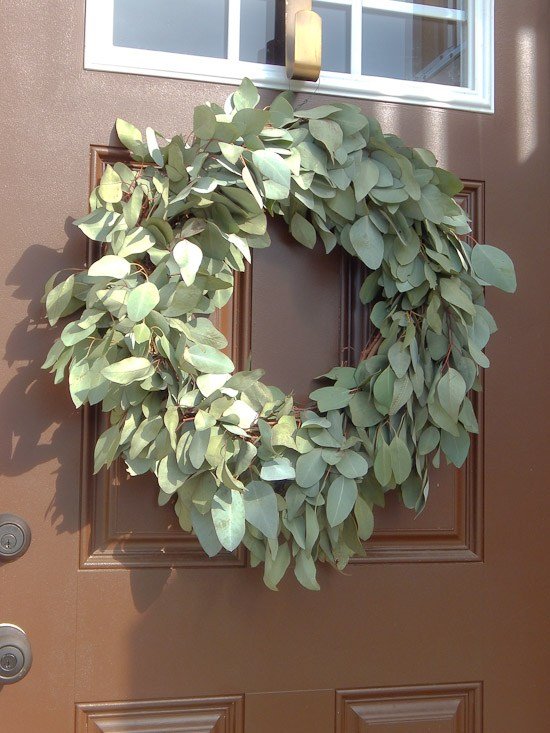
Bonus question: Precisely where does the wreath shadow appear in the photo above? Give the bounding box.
[1,232,173,614]
[0,228,84,536]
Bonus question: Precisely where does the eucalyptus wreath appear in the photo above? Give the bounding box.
[42,79,516,589]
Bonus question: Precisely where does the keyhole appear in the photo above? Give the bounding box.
[1,534,16,550]
[0,653,17,671]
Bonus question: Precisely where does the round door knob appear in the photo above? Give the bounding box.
[0,625,32,684]
[0,514,31,560]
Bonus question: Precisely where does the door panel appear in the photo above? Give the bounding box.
[1,1,549,731]
[336,683,482,733]
[76,696,244,733]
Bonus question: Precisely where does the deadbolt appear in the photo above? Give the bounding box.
[0,514,31,560]
[0,625,32,684]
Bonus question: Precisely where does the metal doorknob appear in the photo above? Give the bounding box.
[0,514,31,560]
[0,625,32,684]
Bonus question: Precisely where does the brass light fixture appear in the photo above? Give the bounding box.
[285,0,322,81]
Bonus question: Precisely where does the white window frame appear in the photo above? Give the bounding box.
[84,0,494,113]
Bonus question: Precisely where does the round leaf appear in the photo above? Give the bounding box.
[184,344,235,374]
[295,449,326,488]
[127,282,160,322]
[471,244,517,293]
[101,357,154,385]
[211,487,246,551]
[88,255,131,279]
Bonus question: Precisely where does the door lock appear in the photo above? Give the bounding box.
[0,514,31,560]
[0,625,32,684]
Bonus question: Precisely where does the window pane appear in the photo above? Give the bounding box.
[113,0,228,59]
[240,0,285,65]
[362,10,467,87]
[313,2,351,73]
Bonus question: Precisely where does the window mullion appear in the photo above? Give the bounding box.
[350,0,363,77]
[227,0,241,61]
[468,0,477,90]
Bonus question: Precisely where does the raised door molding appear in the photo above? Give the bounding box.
[345,181,484,563]
[76,695,244,733]
[79,147,248,568]
[336,682,482,732]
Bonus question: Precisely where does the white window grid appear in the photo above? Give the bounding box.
[84,0,494,113]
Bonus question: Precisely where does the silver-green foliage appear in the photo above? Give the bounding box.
[42,79,516,589]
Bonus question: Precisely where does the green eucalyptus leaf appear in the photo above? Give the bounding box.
[157,453,185,494]
[373,367,396,414]
[349,391,382,428]
[191,507,222,556]
[337,451,369,479]
[353,158,380,200]
[428,398,460,437]
[219,142,243,165]
[354,495,374,541]
[294,550,320,591]
[129,415,163,458]
[401,474,423,510]
[437,368,466,422]
[440,278,476,315]
[74,208,120,242]
[189,428,210,469]
[116,118,147,159]
[145,127,164,166]
[263,542,291,590]
[260,457,296,482]
[127,282,160,321]
[241,165,264,209]
[185,344,235,374]
[269,94,295,127]
[93,424,121,473]
[102,357,154,385]
[173,239,203,286]
[308,118,343,157]
[99,165,123,203]
[389,436,412,484]
[193,105,217,139]
[418,425,440,455]
[388,342,411,379]
[349,215,384,269]
[471,244,517,293]
[45,275,75,326]
[118,227,155,257]
[440,425,470,468]
[295,448,326,488]
[252,149,291,190]
[212,486,246,551]
[310,386,350,412]
[374,439,392,485]
[244,481,278,538]
[233,77,260,110]
[327,475,358,527]
[291,213,317,248]
[88,255,131,279]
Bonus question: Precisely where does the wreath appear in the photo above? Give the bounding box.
[42,79,516,589]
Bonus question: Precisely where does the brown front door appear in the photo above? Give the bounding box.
[1,2,549,731]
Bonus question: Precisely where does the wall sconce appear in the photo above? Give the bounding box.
[285,0,322,81]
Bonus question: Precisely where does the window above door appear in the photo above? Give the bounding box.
[84,0,493,112]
